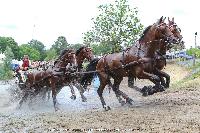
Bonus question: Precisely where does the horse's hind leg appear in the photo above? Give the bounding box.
[74,82,87,102]
[97,73,111,111]
[113,77,134,105]
[112,77,126,106]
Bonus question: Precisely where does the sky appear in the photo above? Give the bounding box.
[0,0,199,49]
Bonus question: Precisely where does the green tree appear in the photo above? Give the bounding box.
[28,39,46,60]
[52,36,70,55]
[83,0,143,53]
[187,48,200,58]
[0,37,19,59]
[91,43,112,55]
[69,43,83,51]
[44,48,57,61]
[0,46,14,79]
[19,44,40,61]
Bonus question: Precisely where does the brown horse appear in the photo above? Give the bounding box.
[82,17,178,111]
[151,17,183,89]
[129,17,184,94]
[45,46,94,100]
[75,46,94,71]
[68,46,94,99]
[18,49,78,111]
[109,17,183,95]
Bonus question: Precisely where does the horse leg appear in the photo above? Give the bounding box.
[50,78,59,111]
[68,83,76,100]
[112,77,126,106]
[74,82,87,102]
[97,73,111,111]
[138,71,164,96]
[48,90,51,100]
[28,88,40,109]
[40,86,48,101]
[107,79,113,93]
[128,76,135,88]
[18,91,29,109]
[112,77,134,105]
[153,68,170,88]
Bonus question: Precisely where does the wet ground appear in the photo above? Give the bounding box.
[1,63,200,132]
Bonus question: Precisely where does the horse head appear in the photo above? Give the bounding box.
[138,16,178,57]
[168,17,184,49]
[154,17,178,45]
[76,46,94,62]
[55,49,77,70]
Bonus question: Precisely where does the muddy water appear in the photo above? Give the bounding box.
[2,63,200,132]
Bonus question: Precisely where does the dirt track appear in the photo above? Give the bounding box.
[1,63,200,132]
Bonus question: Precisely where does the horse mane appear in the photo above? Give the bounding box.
[76,46,86,56]
[139,25,152,42]
[58,49,69,59]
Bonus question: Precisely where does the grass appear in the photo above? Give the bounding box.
[170,60,200,90]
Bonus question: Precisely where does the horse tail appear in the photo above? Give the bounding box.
[80,58,99,88]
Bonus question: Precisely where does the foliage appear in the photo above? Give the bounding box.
[52,36,70,55]
[0,46,14,80]
[69,43,83,51]
[44,48,57,61]
[83,0,143,53]
[186,48,200,58]
[0,36,19,59]
[28,39,46,60]
[19,44,40,61]
[91,43,112,55]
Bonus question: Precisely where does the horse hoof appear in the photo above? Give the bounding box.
[163,84,169,88]
[104,106,111,111]
[157,85,165,92]
[70,95,76,100]
[126,98,134,105]
[120,101,126,106]
[141,86,149,96]
[55,107,60,112]
[82,98,87,102]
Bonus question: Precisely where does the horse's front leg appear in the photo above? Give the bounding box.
[68,83,76,100]
[18,90,29,109]
[50,78,59,111]
[138,71,164,96]
[153,68,170,88]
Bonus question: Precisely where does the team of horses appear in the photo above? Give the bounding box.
[16,17,183,111]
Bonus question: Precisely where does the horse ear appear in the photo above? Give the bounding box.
[168,17,170,23]
[156,16,163,24]
[172,17,174,22]
[163,17,166,22]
